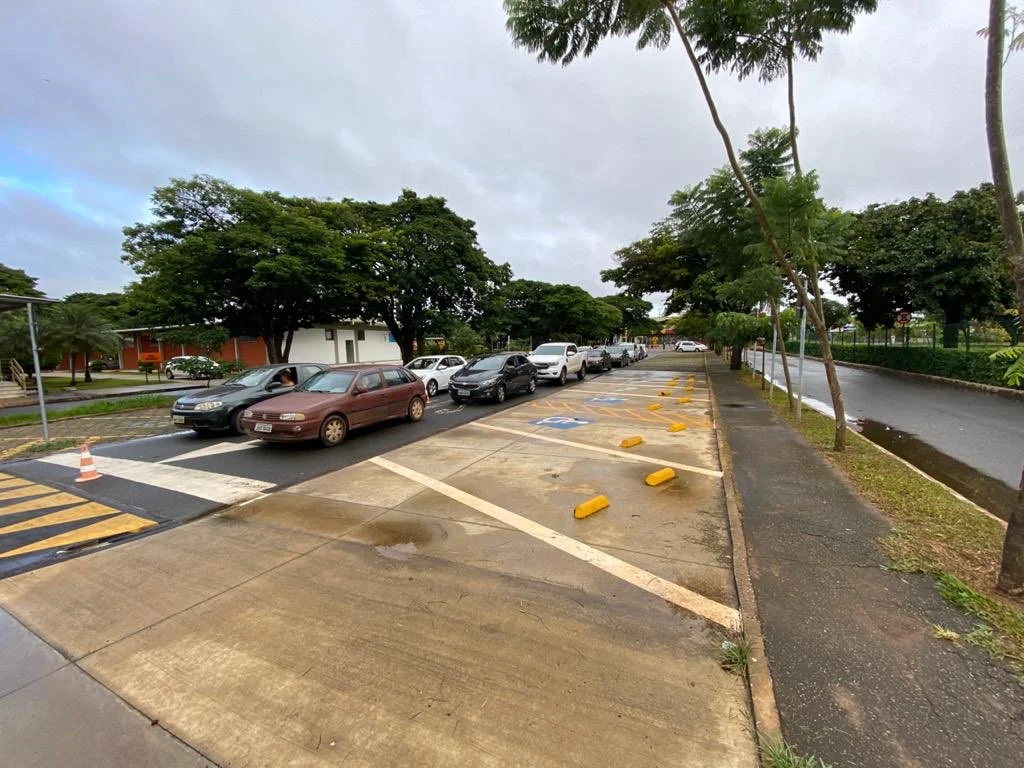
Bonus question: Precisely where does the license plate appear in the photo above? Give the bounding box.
[254,422,273,433]
[456,390,470,397]
[172,415,186,424]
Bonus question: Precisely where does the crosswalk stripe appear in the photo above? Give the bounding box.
[0,502,120,536]
[0,492,88,517]
[0,478,34,490]
[38,454,274,505]
[157,440,261,464]
[0,473,14,481]
[0,483,59,502]
[0,513,157,560]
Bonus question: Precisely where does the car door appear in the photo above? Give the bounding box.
[512,356,531,390]
[566,345,578,373]
[440,357,461,390]
[350,372,388,427]
[381,368,413,418]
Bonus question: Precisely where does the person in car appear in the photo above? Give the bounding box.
[278,370,295,387]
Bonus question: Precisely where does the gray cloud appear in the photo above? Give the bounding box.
[0,0,1020,302]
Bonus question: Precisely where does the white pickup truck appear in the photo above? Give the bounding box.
[528,342,586,386]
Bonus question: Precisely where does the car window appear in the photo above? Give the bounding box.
[567,345,578,354]
[272,367,298,386]
[532,344,567,356]
[300,370,356,393]
[299,365,322,381]
[463,356,505,372]
[382,368,407,387]
[358,372,385,392]
[406,357,439,370]
[398,368,418,384]
[445,357,462,368]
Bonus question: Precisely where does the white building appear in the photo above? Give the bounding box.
[288,322,402,365]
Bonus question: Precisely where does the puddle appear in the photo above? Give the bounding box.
[721,403,749,408]
[375,541,419,561]
[357,520,439,547]
[857,419,1017,521]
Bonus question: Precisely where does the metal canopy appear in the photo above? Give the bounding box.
[0,294,58,442]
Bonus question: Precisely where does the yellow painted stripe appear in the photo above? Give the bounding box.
[0,478,34,490]
[0,484,58,502]
[0,502,119,537]
[0,493,89,517]
[0,514,157,560]
[0,472,14,480]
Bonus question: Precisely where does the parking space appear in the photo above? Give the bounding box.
[0,362,755,766]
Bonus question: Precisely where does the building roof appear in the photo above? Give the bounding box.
[0,294,58,313]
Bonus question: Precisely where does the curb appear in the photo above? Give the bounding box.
[791,354,1024,401]
[706,356,783,748]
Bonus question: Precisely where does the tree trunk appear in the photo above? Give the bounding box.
[69,352,77,385]
[83,349,93,383]
[786,48,802,177]
[261,333,284,364]
[282,330,294,363]
[772,308,795,411]
[662,0,847,450]
[942,322,961,349]
[985,0,1024,594]
[729,344,743,370]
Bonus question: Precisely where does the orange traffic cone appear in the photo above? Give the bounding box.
[75,444,102,483]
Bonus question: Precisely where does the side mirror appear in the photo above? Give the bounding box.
[353,384,367,395]
[266,382,282,391]
[437,364,448,371]
[566,351,575,357]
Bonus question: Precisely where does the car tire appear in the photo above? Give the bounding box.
[166,370,175,379]
[527,377,537,394]
[229,408,246,435]
[576,366,585,381]
[494,383,506,403]
[407,396,426,422]
[319,414,347,447]
[426,379,438,398]
[557,367,567,386]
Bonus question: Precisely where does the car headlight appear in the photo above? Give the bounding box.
[280,413,306,421]
[194,401,223,411]
[478,377,499,387]
[243,409,254,418]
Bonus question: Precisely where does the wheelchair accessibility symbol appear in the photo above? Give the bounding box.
[587,396,627,404]
[530,416,593,430]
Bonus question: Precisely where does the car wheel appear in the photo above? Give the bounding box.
[494,383,507,403]
[557,367,567,386]
[166,369,175,379]
[426,379,438,398]
[407,396,426,422]
[527,377,537,394]
[229,408,246,435]
[319,415,347,447]
[576,366,586,381]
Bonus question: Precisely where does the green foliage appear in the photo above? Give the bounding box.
[597,294,654,333]
[785,341,1017,388]
[0,264,43,297]
[835,185,1016,335]
[217,361,248,377]
[40,304,122,384]
[137,361,156,383]
[62,292,134,328]
[708,312,771,347]
[176,357,219,381]
[990,346,1024,386]
[445,323,486,357]
[821,298,851,330]
[480,279,622,344]
[760,738,833,768]
[160,325,230,358]
[669,312,713,340]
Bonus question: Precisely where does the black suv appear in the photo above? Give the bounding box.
[170,363,327,434]
[449,353,537,404]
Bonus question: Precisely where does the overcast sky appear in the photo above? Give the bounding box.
[1,0,1021,310]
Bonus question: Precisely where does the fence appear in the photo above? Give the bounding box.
[828,321,1016,352]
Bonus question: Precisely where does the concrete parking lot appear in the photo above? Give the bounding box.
[0,364,756,766]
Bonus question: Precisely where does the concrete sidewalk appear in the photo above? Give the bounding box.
[709,356,1024,767]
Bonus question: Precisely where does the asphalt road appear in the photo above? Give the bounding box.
[0,370,614,577]
[759,355,1024,513]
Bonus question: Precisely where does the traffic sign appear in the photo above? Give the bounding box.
[896,311,911,325]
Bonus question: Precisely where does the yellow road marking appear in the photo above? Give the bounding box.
[0,502,119,536]
[0,513,157,560]
[0,478,34,490]
[0,483,59,502]
[0,473,13,480]
[0,492,88,517]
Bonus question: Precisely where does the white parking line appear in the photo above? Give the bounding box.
[370,456,740,632]
[157,440,262,464]
[475,423,723,478]
[39,454,274,505]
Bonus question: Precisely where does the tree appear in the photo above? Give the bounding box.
[983,0,1024,593]
[0,264,43,297]
[333,190,510,363]
[707,312,771,370]
[0,265,44,364]
[821,298,851,331]
[41,304,121,384]
[160,325,231,360]
[123,176,362,363]
[598,293,655,336]
[62,293,134,328]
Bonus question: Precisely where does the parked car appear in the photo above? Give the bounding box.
[164,355,221,379]
[240,364,427,447]
[637,343,648,360]
[89,356,120,371]
[675,339,708,352]
[605,344,632,367]
[449,353,536,403]
[405,355,467,397]
[584,346,613,372]
[170,363,327,434]
[528,342,586,385]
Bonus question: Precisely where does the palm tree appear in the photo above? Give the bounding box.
[42,304,122,384]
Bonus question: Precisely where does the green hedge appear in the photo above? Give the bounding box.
[783,342,1017,388]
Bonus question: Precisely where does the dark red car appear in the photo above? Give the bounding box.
[240,364,427,447]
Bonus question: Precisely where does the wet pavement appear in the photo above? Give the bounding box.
[759,355,1024,516]
[0,363,756,767]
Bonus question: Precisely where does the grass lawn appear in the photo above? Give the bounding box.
[0,395,177,428]
[743,375,1024,676]
[41,377,152,393]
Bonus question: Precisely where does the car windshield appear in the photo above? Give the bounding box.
[532,344,566,356]
[300,370,356,393]
[462,356,505,372]
[587,348,605,355]
[225,367,273,387]
[406,357,439,370]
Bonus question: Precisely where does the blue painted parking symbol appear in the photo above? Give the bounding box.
[530,416,593,430]
[587,396,627,404]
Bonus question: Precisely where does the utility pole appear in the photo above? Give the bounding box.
[796,290,807,421]
[27,302,49,443]
[768,308,777,400]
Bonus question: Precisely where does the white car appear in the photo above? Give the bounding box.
[675,340,708,352]
[528,342,586,385]
[164,355,220,379]
[405,355,467,397]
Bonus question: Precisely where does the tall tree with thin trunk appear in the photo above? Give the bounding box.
[982,0,1024,594]
[504,0,857,448]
